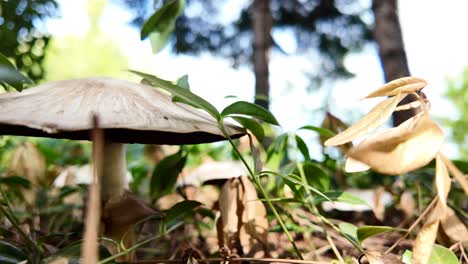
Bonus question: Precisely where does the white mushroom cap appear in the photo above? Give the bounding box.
[0,77,245,144]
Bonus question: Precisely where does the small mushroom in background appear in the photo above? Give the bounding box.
[0,77,245,259]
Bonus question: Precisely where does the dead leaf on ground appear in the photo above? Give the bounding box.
[364,77,427,99]
[48,257,69,264]
[325,93,406,147]
[347,113,444,175]
[398,191,415,221]
[218,176,268,256]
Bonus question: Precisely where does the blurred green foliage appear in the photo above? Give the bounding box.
[0,0,58,81]
[445,67,468,158]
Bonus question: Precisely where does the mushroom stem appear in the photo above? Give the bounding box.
[102,142,127,202]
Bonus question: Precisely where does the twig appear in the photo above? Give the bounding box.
[385,196,437,254]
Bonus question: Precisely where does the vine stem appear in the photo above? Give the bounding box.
[295,161,346,264]
[219,122,304,260]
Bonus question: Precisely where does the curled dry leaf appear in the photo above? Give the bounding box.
[345,157,370,173]
[325,93,406,147]
[218,176,268,256]
[347,113,444,175]
[435,155,451,208]
[364,77,427,99]
[360,251,403,264]
[440,207,468,247]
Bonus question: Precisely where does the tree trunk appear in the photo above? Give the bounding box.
[372,0,419,126]
[252,0,273,110]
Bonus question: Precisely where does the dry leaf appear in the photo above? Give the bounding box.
[398,191,415,220]
[48,258,69,264]
[435,155,451,207]
[440,207,468,247]
[239,176,268,254]
[365,77,427,98]
[345,157,370,173]
[320,112,352,153]
[347,113,444,175]
[219,178,242,240]
[218,176,268,256]
[372,187,386,221]
[439,154,468,194]
[102,191,163,261]
[394,100,422,112]
[361,251,403,264]
[412,220,439,264]
[8,141,46,204]
[325,94,406,147]
[412,201,445,264]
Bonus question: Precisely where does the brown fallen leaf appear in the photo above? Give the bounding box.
[218,176,268,256]
[239,176,268,255]
[347,113,444,175]
[364,77,427,99]
[440,207,468,247]
[325,93,406,147]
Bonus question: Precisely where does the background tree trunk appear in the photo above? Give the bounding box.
[252,0,273,110]
[372,0,419,126]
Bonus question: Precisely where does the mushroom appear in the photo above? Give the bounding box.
[0,77,244,198]
[0,77,245,257]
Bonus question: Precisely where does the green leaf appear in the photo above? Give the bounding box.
[130,70,220,120]
[295,135,311,161]
[339,222,359,245]
[301,162,330,191]
[232,116,265,142]
[176,74,190,90]
[0,240,27,263]
[149,28,174,53]
[0,53,32,91]
[164,200,202,224]
[314,191,370,207]
[0,176,31,189]
[263,171,331,202]
[357,226,406,244]
[300,125,335,138]
[141,0,185,39]
[150,151,187,200]
[221,101,280,126]
[401,245,459,264]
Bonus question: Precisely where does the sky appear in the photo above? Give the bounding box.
[46,0,468,158]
